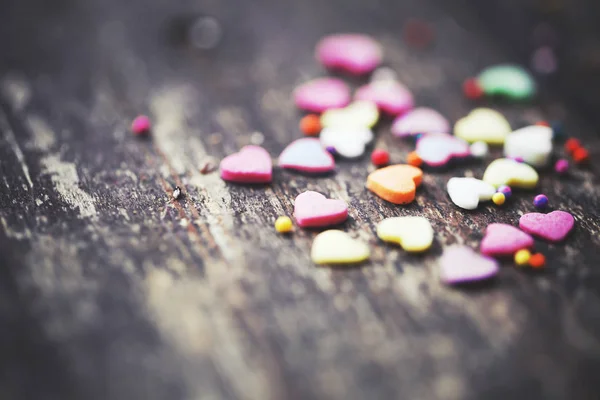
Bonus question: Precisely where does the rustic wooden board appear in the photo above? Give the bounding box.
[1,0,600,399]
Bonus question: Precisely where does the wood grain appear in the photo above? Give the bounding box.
[1,0,600,399]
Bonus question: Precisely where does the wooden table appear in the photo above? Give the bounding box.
[1,1,600,399]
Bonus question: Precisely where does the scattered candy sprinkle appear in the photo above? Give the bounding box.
[377,216,434,252]
[529,253,546,269]
[492,192,506,206]
[470,141,489,158]
[299,114,322,136]
[514,249,531,266]
[564,138,581,154]
[371,149,390,167]
[462,78,484,100]
[311,230,370,265]
[132,115,151,135]
[407,151,423,167]
[275,216,293,233]
[555,159,569,174]
[533,194,549,209]
[498,185,512,198]
[573,147,589,164]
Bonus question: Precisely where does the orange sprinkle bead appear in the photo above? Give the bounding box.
[564,138,581,154]
[407,151,423,167]
[462,78,484,100]
[299,114,322,136]
[573,147,589,164]
[535,120,550,127]
[529,253,546,269]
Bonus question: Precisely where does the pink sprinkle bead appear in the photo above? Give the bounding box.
[316,34,383,75]
[555,159,569,174]
[132,115,151,135]
[354,80,414,116]
[293,78,351,113]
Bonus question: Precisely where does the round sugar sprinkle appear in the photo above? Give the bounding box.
[564,138,581,154]
[573,147,589,164]
[497,185,512,198]
[326,146,336,155]
[555,159,569,174]
[533,194,548,209]
[371,149,389,167]
[514,249,531,266]
[470,141,488,158]
[132,115,151,135]
[300,114,321,136]
[463,78,483,99]
[492,192,505,206]
[275,216,293,233]
[529,253,546,269]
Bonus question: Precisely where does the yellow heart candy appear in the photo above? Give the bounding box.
[311,230,370,265]
[482,158,539,188]
[320,101,379,128]
[454,108,511,144]
[376,216,434,252]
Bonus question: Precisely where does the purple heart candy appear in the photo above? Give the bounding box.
[439,245,499,284]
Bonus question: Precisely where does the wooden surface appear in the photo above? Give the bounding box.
[2,1,600,399]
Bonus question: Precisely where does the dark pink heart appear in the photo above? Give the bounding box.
[279,138,335,173]
[519,210,574,242]
[316,34,382,75]
[416,133,470,167]
[293,77,351,113]
[220,145,272,183]
[480,223,534,256]
[440,245,499,284]
[354,80,414,115]
[294,191,348,228]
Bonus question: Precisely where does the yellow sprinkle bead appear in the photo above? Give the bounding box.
[492,192,505,206]
[514,249,531,266]
[275,216,293,233]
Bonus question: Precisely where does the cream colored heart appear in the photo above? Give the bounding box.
[376,216,434,252]
[447,177,496,210]
[311,230,370,265]
[320,100,379,128]
[504,125,553,167]
[320,127,374,158]
[454,108,511,144]
[482,158,539,188]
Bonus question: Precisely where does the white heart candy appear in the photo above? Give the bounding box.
[503,125,553,167]
[447,177,496,210]
[320,127,374,158]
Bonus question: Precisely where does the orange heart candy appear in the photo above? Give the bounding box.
[366,164,423,204]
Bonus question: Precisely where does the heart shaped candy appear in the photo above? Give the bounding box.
[279,138,335,173]
[320,101,379,129]
[354,80,414,115]
[376,216,433,252]
[293,78,351,113]
[391,107,450,138]
[416,133,471,167]
[454,108,511,144]
[477,64,536,100]
[320,127,374,158]
[480,223,534,256]
[447,177,496,210]
[366,164,423,204]
[482,158,538,188]
[315,34,382,75]
[504,125,553,167]
[311,230,370,265]
[439,245,499,284]
[294,191,348,228]
[519,210,574,242]
[220,145,272,183]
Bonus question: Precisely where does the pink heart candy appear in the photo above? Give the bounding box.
[440,245,499,284]
[315,34,382,75]
[279,138,335,173]
[293,78,351,113]
[519,210,574,242]
[391,107,450,137]
[480,223,534,256]
[220,145,272,183]
[354,80,414,116]
[416,133,470,167]
[294,191,348,228]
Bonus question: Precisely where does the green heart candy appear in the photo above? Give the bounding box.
[477,64,536,100]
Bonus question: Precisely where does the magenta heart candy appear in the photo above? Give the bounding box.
[480,223,534,256]
[293,78,351,113]
[316,33,382,75]
[294,191,348,228]
[439,245,499,284]
[416,133,470,167]
[279,138,335,173]
[354,80,414,116]
[220,145,272,183]
[391,107,450,137]
[519,210,574,242]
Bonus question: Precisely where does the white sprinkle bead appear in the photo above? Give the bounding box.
[470,141,489,158]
